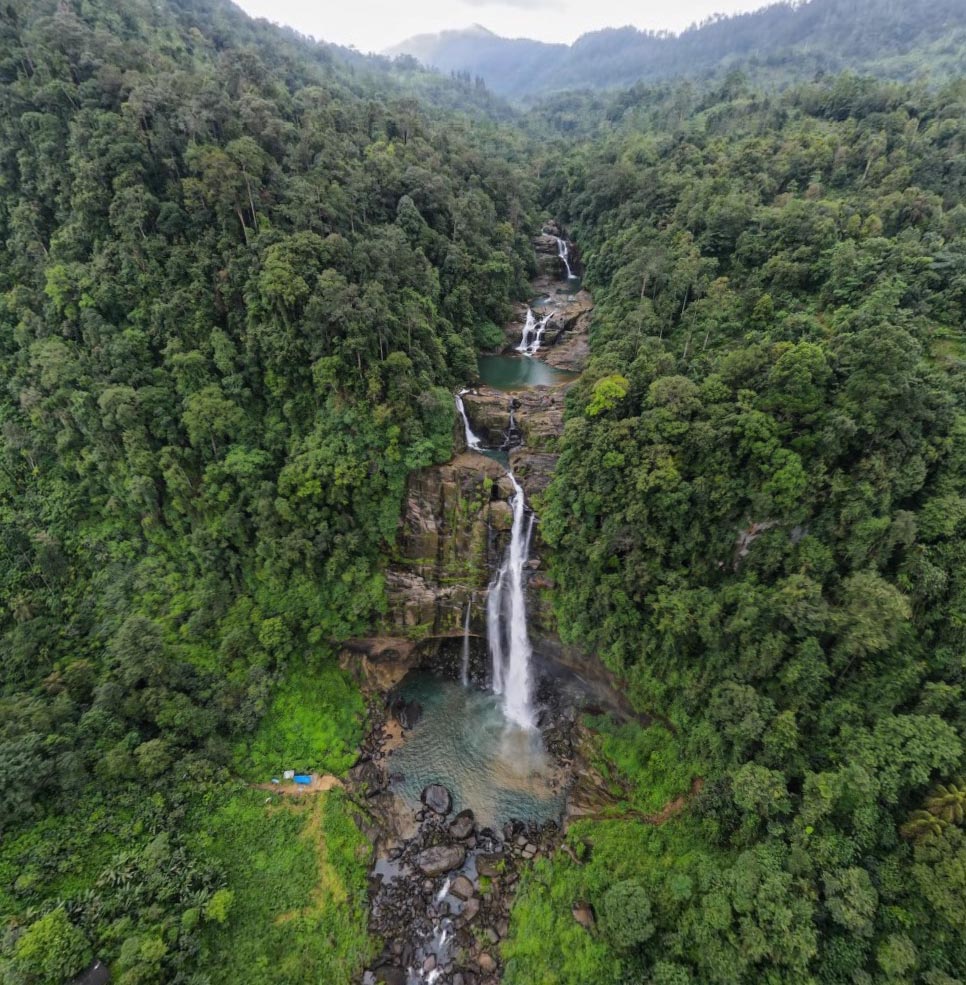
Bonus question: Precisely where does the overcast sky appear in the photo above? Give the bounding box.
[233,0,772,54]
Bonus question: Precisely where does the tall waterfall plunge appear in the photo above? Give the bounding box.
[454,386,536,729]
[487,472,536,730]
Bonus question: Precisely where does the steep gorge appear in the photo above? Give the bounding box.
[338,227,620,984]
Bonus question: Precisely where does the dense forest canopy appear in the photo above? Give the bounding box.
[3,0,966,983]
[390,0,966,99]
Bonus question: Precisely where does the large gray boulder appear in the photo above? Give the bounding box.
[420,783,453,815]
[449,809,475,839]
[416,844,466,876]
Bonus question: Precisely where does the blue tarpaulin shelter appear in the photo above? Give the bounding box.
[294,774,312,785]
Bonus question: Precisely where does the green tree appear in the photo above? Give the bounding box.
[13,910,92,985]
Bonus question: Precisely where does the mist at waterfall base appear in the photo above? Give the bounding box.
[388,672,565,830]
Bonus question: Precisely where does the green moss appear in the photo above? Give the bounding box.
[586,717,698,815]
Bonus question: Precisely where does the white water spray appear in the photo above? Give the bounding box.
[555,236,573,280]
[518,308,536,352]
[517,307,553,356]
[455,391,482,451]
[487,472,535,730]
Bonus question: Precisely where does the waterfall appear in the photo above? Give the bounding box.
[455,391,482,451]
[487,471,535,730]
[460,596,472,687]
[518,308,536,352]
[487,560,506,696]
[555,236,573,280]
[516,308,553,356]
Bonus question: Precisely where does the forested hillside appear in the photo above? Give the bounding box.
[391,0,966,99]
[509,73,966,983]
[0,1,536,981]
[4,0,966,983]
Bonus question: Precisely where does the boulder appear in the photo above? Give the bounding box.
[476,853,503,878]
[450,874,475,900]
[416,844,466,876]
[461,897,481,923]
[449,810,475,840]
[477,952,497,973]
[420,784,453,815]
[572,902,596,930]
[393,698,423,730]
[373,966,406,985]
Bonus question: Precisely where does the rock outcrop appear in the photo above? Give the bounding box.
[460,386,566,453]
[533,220,582,280]
[500,277,592,373]
[421,784,453,815]
[416,844,466,876]
[338,637,420,691]
[381,452,511,638]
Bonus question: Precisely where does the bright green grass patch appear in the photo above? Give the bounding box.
[237,662,365,780]
[194,785,373,985]
[502,720,712,985]
[586,716,697,814]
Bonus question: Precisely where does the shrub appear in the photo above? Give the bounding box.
[599,879,655,950]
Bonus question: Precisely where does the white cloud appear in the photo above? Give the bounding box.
[461,0,559,9]
[234,0,771,53]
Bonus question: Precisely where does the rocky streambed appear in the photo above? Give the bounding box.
[348,697,573,985]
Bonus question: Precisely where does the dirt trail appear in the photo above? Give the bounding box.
[253,773,343,795]
[643,777,705,825]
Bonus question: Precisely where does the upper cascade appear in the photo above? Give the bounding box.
[555,237,573,280]
[455,391,483,451]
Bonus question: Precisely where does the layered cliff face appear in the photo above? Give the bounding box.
[459,387,564,455]
[381,451,513,637]
[346,228,591,679]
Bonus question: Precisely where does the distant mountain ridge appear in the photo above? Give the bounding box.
[385,23,563,96]
[387,0,966,98]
